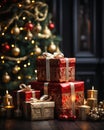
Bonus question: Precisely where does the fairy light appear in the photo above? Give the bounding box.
[18,66,21,70]
[17,60,21,64]
[17,76,22,80]
[1,56,4,59]
[18,4,22,8]
[32,0,35,3]
[24,64,27,67]
[20,27,23,30]
[30,52,34,55]
[2,32,5,36]
[27,62,31,66]
[23,17,26,20]
[4,26,7,30]
[2,60,5,64]
[11,44,15,47]
[25,37,28,40]
[31,40,35,44]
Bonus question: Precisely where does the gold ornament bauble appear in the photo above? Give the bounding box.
[34,45,41,55]
[26,30,33,40]
[48,42,57,53]
[43,26,51,37]
[2,72,11,83]
[35,23,42,33]
[12,65,20,74]
[12,46,20,57]
[25,0,31,4]
[11,25,20,35]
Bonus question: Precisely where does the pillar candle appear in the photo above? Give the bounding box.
[87,86,98,99]
[78,105,90,120]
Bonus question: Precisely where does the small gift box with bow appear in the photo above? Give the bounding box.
[13,84,40,109]
[23,95,55,120]
[36,52,76,82]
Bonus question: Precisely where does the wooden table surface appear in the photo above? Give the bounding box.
[0,119,104,130]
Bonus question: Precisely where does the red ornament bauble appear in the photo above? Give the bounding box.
[48,22,55,30]
[1,43,11,53]
[25,21,34,31]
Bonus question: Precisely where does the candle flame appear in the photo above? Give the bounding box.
[92,86,94,90]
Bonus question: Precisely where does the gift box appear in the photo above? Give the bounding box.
[13,84,40,109]
[36,56,76,82]
[23,101,55,120]
[29,81,84,118]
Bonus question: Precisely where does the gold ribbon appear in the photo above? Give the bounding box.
[69,82,75,115]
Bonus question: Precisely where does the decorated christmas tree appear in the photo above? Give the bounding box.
[0,0,61,91]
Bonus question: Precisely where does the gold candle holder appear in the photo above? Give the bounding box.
[87,86,98,99]
[3,90,14,109]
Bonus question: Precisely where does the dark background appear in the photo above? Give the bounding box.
[46,0,104,101]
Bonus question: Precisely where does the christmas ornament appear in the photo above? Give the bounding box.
[1,43,11,53]
[12,65,20,74]
[43,26,51,37]
[26,30,33,40]
[48,22,55,30]
[48,41,57,53]
[35,23,42,33]
[34,45,41,55]
[12,46,20,57]
[11,24,20,35]
[2,72,11,83]
[25,0,31,4]
[25,21,34,31]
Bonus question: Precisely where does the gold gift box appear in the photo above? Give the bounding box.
[23,101,55,120]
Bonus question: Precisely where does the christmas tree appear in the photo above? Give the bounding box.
[0,0,61,92]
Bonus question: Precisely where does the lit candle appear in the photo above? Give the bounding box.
[87,86,98,108]
[87,86,98,99]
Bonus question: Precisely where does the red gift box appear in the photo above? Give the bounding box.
[36,57,76,82]
[29,81,84,118]
[13,89,40,108]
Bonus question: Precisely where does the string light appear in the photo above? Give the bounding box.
[30,52,34,55]
[22,17,26,20]
[11,44,15,47]
[25,37,28,40]
[27,62,31,66]
[2,33,5,36]
[24,64,27,67]
[4,27,7,30]
[20,27,24,30]
[17,76,22,80]
[32,0,35,3]
[1,56,4,59]
[18,4,22,8]
[31,40,35,44]
[17,60,21,64]
[2,60,5,64]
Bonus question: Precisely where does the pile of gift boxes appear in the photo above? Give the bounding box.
[14,52,85,120]
[1,52,104,121]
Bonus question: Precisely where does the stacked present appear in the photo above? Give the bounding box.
[28,52,85,120]
[12,83,55,120]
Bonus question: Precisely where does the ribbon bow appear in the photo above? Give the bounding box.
[19,83,32,91]
[42,52,64,59]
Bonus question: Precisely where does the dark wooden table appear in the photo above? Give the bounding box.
[0,119,104,130]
